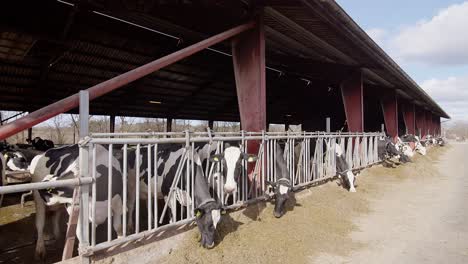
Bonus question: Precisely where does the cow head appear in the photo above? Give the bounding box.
[385,140,400,158]
[266,179,292,218]
[400,144,414,158]
[415,142,426,155]
[4,152,28,171]
[209,146,257,194]
[194,200,222,249]
[335,144,357,192]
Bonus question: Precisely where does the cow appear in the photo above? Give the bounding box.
[27,137,55,151]
[208,144,258,195]
[30,144,124,260]
[124,143,225,249]
[436,137,445,146]
[377,136,411,165]
[401,134,427,155]
[335,144,357,192]
[264,142,293,218]
[3,148,43,172]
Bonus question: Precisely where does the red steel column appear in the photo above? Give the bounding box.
[380,90,398,140]
[340,71,363,132]
[425,111,433,136]
[232,14,265,180]
[402,103,416,135]
[415,108,424,138]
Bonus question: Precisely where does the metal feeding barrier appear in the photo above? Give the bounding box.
[0,91,383,262]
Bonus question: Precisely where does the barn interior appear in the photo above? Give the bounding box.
[0,0,448,136]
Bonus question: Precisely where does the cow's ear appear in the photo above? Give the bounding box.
[195,208,204,218]
[209,154,223,163]
[242,153,257,163]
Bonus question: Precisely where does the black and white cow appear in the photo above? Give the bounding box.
[264,142,293,218]
[30,144,124,260]
[209,145,257,195]
[401,134,427,155]
[125,143,224,249]
[335,144,357,192]
[3,148,43,172]
[27,137,55,151]
[436,137,445,146]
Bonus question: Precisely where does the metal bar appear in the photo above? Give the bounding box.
[135,144,141,233]
[0,177,93,195]
[107,144,113,242]
[191,142,195,218]
[147,145,152,230]
[159,149,187,224]
[0,22,256,140]
[91,145,97,246]
[78,90,90,263]
[153,144,158,229]
[122,144,127,237]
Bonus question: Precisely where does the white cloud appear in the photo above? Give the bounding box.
[392,2,468,65]
[420,75,468,120]
[366,28,387,47]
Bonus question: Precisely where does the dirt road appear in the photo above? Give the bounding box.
[314,143,468,264]
[155,143,467,264]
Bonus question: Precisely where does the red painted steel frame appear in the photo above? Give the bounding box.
[0,22,255,140]
[425,111,433,136]
[415,108,425,138]
[402,103,416,135]
[340,71,363,132]
[381,91,398,140]
[232,15,265,181]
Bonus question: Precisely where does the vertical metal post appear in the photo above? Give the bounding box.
[27,128,32,142]
[79,90,90,263]
[110,115,115,133]
[107,144,113,242]
[326,117,331,133]
[381,124,385,133]
[166,118,173,133]
[122,144,127,236]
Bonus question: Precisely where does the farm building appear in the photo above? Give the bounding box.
[0,0,450,263]
[0,0,448,139]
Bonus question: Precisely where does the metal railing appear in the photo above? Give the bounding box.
[0,90,384,261]
[78,130,382,255]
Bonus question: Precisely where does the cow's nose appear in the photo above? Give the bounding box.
[223,185,236,194]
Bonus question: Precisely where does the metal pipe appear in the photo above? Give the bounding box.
[0,22,256,140]
[135,144,140,234]
[153,144,158,229]
[159,149,187,224]
[122,144,127,237]
[107,144,113,242]
[0,177,93,195]
[78,90,90,258]
[91,145,97,246]
[147,145,152,230]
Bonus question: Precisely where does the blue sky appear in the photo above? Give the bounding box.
[337,0,468,121]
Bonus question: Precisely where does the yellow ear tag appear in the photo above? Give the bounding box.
[221,210,226,215]
[213,157,219,162]
[247,156,255,162]
[196,210,202,218]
